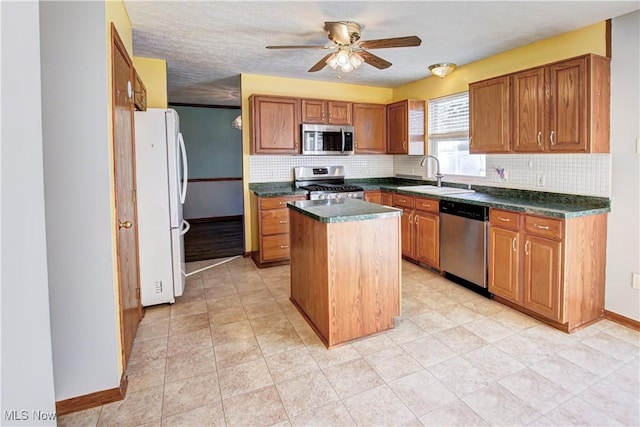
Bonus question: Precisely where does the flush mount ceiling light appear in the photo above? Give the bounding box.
[429,62,457,78]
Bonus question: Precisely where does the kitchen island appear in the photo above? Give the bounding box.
[287,199,402,348]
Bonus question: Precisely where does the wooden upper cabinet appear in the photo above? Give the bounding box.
[133,69,147,111]
[472,54,610,154]
[512,68,545,152]
[353,103,386,153]
[469,76,510,153]
[387,99,425,155]
[251,95,300,154]
[301,99,352,125]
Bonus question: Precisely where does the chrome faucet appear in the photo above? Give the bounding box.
[420,155,444,187]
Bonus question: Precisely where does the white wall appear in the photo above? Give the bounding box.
[605,10,640,321]
[0,2,57,425]
[40,1,121,399]
[184,181,244,219]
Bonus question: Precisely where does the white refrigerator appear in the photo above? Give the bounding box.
[134,108,190,306]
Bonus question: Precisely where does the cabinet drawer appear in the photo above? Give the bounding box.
[261,209,290,235]
[525,215,563,240]
[261,234,291,261]
[489,209,520,231]
[393,194,415,209]
[260,195,305,210]
[415,197,439,214]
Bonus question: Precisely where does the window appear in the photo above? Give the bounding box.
[428,92,485,177]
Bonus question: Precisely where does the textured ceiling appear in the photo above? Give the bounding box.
[124,1,639,106]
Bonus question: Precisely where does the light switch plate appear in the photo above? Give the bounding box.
[632,273,640,289]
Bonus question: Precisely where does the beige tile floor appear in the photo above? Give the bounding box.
[59,257,640,427]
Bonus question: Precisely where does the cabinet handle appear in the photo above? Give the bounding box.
[525,240,530,255]
[469,136,473,146]
[533,224,550,230]
[279,202,286,205]
[355,141,358,148]
[537,131,542,146]
[280,245,289,249]
[512,237,517,252]
[549,131,556,145]
[399,199,406,203]
[279,220,288,224]
[403,141,407,150]
[415,216,419,224]
[498,217,510,222]
[409,213,413,224]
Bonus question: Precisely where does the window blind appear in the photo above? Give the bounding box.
[428,92,469,140]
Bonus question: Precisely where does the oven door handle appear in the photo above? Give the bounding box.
[341,127,345,153]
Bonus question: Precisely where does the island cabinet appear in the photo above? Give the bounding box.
[288,200,401,347]
[301,99,352,125]
[251,194,306,267]
[250,95,301,154]
[386,99,425,155]
[353,103,387,153]
[393,194,440,269]
[488,208,607,332]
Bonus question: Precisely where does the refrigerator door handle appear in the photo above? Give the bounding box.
[178,132,188,204]
[180,219,191,236]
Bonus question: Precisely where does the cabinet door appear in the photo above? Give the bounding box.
[399,208,414,258]
[523,235,563,321]
[415,211,439,268]
[381,192,393,207]
[548,57,588,152]
[387,101,408,154]
[364,191,382,204]
[327,101,352,125]
[469,76,510,153]
[251,96,300,154]
[353,103,386,153]
[488,226,520,302]
[301,99,326,123]
[512,68,545,152]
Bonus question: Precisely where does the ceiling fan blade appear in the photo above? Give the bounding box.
[324,21,352,45]
[308,53,334,72]
[359,51,392,69]
[359,36,422,49]
[266,45,329,49]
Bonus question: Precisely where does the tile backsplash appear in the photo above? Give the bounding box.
[394,153,611,197]
[250,153,611,197]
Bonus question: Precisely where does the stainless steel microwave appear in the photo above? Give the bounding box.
[301,124,354,155]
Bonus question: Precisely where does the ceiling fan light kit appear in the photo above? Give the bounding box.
[429,62,457,78]
[266,21,421,73]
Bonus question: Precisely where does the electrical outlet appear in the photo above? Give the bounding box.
[536,174,545,186]
[632,273,640,289]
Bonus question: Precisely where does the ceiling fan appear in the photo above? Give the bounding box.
[266,21,421,73]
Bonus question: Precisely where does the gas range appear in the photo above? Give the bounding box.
[294,166,364,201]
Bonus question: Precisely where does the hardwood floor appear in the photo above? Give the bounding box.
[184,217,244,262]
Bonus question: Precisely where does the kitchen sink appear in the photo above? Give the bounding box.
[397,185,476,196]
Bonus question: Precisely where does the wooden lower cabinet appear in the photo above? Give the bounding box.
[381,192,393,207]
[393,194,439,269]
[363,191,382,204]
[488,208,606,332]
[252,194,306,267]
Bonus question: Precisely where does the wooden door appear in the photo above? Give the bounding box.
[251,95,300,154]
[386,101,408,154]
[523,235,563,321]
[548,57,588,152]
[353,103,386,153]
[301,99,326,123]
[488,226,520,302]
[111,25,141,366]
[469,76,510,153]
[399,208,414,258]
[414,211,439,268]
[327,101,352,125]
[512,68,545,152]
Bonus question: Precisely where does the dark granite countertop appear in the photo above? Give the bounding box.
[287,199,402,223]
[250,178,610,219]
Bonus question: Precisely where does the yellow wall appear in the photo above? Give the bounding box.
[133,56,168,108]
[105,0,133,377]
[240,74,393,251]
[241,21,607,255]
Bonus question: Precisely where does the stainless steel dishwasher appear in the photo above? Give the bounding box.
[439,200,489,293]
